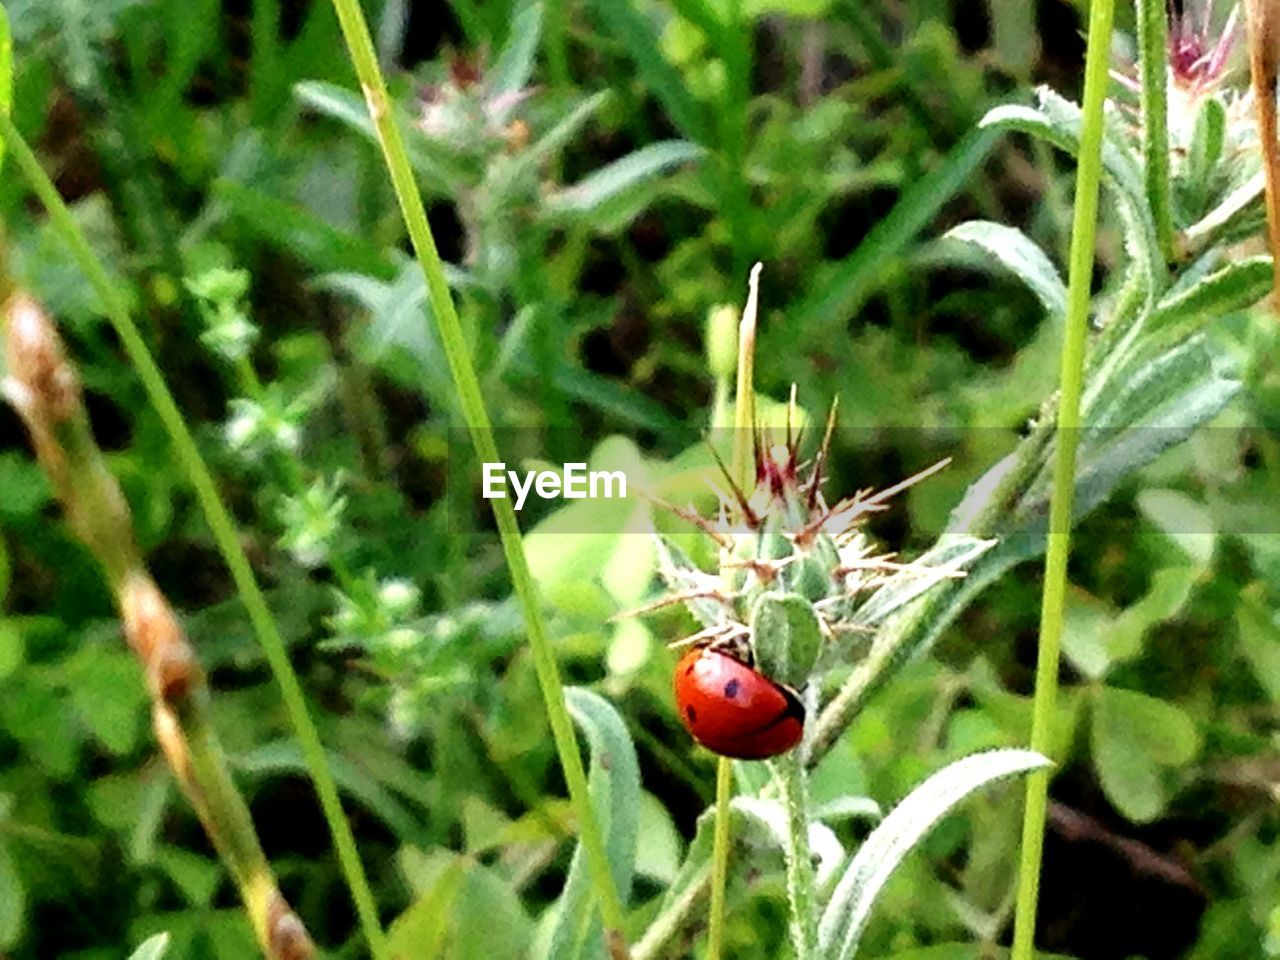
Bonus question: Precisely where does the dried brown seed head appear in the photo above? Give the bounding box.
[2,291,81,427]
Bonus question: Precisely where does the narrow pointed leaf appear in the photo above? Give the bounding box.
[544,141,705,217]
[127,934,171,960]
[942,221,1067,317]
[818,749,1051,960]
[537,688,639,960]
[1146,256,1271,338]
[491,2,543,95]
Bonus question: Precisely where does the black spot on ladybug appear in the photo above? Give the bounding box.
[723,678,741,699]
[686,705,697,722]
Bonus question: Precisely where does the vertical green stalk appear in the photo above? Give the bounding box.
[324,0,626,937]
[708,263,763,959]
[0,111,389,959]
[777,750,816,959]
[1010,0,1116,956]
[706,757,733,960]
[1136,0,1175,262]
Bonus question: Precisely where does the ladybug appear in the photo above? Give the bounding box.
[673,646,805,760]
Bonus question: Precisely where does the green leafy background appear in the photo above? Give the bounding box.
[0,1,1277,958]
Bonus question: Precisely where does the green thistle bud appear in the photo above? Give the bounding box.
[646,398,979,701]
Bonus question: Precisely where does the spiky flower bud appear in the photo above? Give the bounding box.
[652,400,988,743]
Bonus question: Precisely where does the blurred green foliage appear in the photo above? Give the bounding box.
[0,0,1278,958]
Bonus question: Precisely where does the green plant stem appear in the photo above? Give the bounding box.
[325,0,627,938]
[777,750,817,959]
[706,264,764,957]
[0,111,388,959]
[706,757,733,960]
[1011,0,1116,955]
[1137,0,1175,262]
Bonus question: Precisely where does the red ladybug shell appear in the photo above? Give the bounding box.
[673,647,805,760]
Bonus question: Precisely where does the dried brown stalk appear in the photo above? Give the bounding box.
[2,290,315,960]
[1246,0,1280,310]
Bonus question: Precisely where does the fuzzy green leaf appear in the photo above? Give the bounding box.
[1183,171,1264,253]
[544,141,704,223]
[1072,343,1240,518]
[819,749,1050,960]
[941,221,1067,317]
[980,90,1162,302]
[393,850,530,960]
[751,591,823,688]
[733,795,845,887]
[1145,256,1272,342]
[538,688,638,960]
[632,792,843,958]
[522,91,610,169]
[1092,686,1200,823]
[1236,586,1280,703]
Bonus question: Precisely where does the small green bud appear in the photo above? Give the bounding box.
[749,591,822,689]
[706,304,739,380]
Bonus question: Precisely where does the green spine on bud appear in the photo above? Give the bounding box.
[750,591,823,690]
